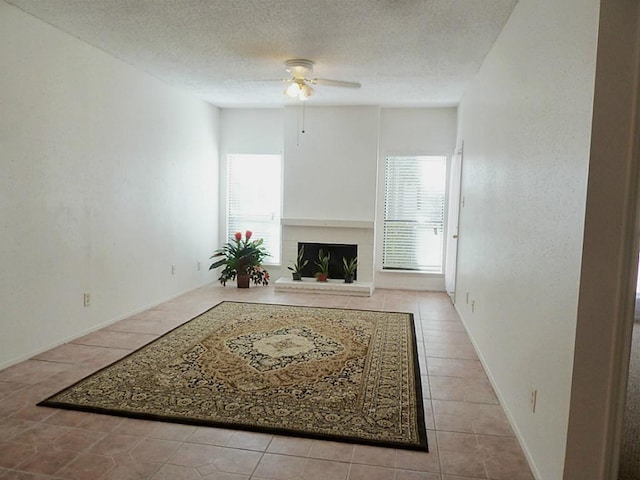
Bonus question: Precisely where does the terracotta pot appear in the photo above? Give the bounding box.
[316,273,328,282]
[237,274,250,288]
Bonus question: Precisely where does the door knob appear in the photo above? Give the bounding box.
[452,235,458,239]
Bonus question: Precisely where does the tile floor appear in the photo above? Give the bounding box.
[0,285,534,480]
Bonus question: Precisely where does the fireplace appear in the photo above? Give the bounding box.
[298,242,357,280]
[277,218,374,295]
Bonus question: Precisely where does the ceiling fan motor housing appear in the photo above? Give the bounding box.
[285,59,315,79]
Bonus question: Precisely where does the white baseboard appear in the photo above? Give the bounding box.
[453,301,543,480]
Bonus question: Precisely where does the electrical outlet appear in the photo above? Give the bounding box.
[529,387,538,413]
[197,261,201,271]
[171,265,176,275]
[471,299,476,313]
[83,293,91,307]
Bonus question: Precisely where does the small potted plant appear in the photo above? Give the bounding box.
[287,245,308,281]
[342,256,357,284]
[209,230,270,287]
[315,249,330,282]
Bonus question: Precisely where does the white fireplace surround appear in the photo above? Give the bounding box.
[278,218,375,295]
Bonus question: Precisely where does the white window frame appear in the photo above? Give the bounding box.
[225,153,282,265]
[380,154,448,274]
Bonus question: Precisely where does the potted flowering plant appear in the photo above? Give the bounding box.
[209,230,270,287]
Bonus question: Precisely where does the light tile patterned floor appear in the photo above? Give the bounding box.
[0,285,534,479]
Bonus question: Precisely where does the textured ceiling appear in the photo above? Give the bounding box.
[6,0,519,107]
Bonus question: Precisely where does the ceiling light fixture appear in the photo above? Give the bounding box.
[298,83,314,100]
[284,79,314,101]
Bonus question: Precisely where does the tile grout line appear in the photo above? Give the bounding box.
[419,307,444,479]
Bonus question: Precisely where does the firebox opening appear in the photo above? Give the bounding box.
[298,242,357,280]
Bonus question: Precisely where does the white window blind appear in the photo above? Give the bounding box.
[227,154,282,264]
[383,155,446,273]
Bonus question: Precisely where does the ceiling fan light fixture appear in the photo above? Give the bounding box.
[299,83,314,100]
[279,59,357,101]
[285,80,313,100]
[285,82,301,98]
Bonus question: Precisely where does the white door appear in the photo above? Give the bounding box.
[444,143,463,300]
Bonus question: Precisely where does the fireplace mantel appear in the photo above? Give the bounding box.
[281,218,374,229]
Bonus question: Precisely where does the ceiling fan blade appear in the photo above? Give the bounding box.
[311,78,361,89]
[255,78,293,83]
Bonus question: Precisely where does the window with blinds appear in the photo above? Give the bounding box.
[383,155,446,273]
[227,154,282,264]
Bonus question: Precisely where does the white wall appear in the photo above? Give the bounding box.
[219,108,284,158]
[218,107,382,282]
[281,106,379,282]
[0,2,219,368]
[217,108,284,277]
[454,0,599,478]
[283,106,379,222]
[376,108,457,291]
[218,106,457,289]
[218,108,284,239]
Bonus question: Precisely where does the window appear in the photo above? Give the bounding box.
[227,154,282,264]
[383,155,446,273]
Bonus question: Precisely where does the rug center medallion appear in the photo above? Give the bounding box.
[225,326,344,372]
[254,334,314,357]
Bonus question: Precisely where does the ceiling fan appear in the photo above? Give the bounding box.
[280,59,361,101]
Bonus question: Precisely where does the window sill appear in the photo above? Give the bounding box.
[377,269,443,277]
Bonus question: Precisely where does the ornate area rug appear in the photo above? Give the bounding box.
[39,301,427,451]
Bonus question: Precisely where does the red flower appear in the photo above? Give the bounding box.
[245,230,253,240]
[234,232,242,241]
